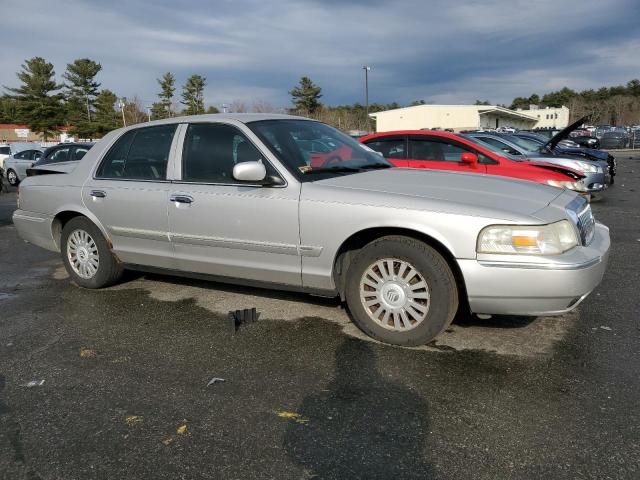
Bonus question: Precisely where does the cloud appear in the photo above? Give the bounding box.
[0,0,638,109]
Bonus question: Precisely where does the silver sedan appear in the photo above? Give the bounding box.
[4,148,43,185]
[13,114,610,346]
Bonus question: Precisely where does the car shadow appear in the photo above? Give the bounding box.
[452,311,538,329]
[283,338,434,479]
[135,272,343,309]
[128,272,539,331]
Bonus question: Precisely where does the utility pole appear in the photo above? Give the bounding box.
[363,66,371,132]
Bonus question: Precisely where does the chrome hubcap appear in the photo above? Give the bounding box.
[67,229,99,279]
[7,171,16,182]
[359,259,430,331]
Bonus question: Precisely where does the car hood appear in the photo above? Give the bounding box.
[544,115,589,151]
[555,146,609,161]
[310,168,565,217]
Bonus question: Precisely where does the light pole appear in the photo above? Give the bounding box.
[118,98,127,127]
[363,66,371,132]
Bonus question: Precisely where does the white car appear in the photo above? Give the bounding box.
[0,144,11,170]
[4,148,44,186]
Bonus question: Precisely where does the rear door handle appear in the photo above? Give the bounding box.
[170,194,194,204]
[90,190,106,198]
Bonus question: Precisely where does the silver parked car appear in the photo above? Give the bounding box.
[464,133,609,195]
[4,148,44,185]
[13,114,610,346]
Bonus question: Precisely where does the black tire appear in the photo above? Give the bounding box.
[6,169,19,186]
[61,216,123,288]
[344,236,458,346]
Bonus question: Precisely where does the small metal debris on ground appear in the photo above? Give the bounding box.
[125,415,144,425]
[207,377,225,387]
[600,326,613,331]
[229,307,259,332]
[276,410,309,425]
[162,437,174,446]
[21,380,45,388]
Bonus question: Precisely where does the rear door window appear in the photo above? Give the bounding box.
[71,146,90,161]
[96,125,177,180]
[364,138,406,159]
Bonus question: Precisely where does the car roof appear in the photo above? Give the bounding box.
[360,130,463,142]
[127,113,312,128]
[42,142,94,154]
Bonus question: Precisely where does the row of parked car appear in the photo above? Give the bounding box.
[360,117,616,201]
[0,142,94,188]
[12,113,609,347]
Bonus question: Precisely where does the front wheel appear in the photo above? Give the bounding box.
[61,217,123,288]
[6,169,19,186]
[345,236,459,346]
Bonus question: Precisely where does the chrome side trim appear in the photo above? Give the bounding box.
[110,226,169,242]
[12,213,49,223]
[170,232,299,255]
[297,245,323,257]
[478,257,601,270]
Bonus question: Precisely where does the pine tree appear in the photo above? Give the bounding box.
[63,58,102,123]
[289,77,322,113]
[93,89,119,135]
[181,75,206,115]
[151,72,176,119]
[5,57,64,140]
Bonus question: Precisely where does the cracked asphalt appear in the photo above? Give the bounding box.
[1,154,639,479]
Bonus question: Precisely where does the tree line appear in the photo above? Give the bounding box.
[508,80,640,125]
[0,57,216,140]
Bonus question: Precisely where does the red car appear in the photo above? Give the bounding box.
[359,130,586,192]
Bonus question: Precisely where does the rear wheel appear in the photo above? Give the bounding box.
[61,217,123,288]
[345,236,458,346]
[6,169,18,186]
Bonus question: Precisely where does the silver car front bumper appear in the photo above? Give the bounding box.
[459,222,610,316]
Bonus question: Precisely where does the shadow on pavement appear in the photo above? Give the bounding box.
[283,338,433,479]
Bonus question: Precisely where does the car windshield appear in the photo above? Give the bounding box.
[0,146,10,155]
[505,135,543,151]
[461,135,522,161]
[248,119,391,181]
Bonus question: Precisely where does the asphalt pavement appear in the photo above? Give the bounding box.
[1,154,639,479]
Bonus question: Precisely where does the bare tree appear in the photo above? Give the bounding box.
[229,100,248,113]
[251,99,276,113]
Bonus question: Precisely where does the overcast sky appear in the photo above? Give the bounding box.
[1,0,639,109]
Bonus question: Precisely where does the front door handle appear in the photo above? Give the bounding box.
[90,190,107,198]
[170,194,194,204]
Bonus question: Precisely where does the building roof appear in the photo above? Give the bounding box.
[369,104,537,121]
[476,106,537,121]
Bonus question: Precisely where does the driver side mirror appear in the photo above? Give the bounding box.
[233,161,267,183]
[460,152,479,166]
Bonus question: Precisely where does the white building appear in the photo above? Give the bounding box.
[514,105,570,129]
[369,104,539,133]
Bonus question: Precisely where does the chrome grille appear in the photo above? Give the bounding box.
[565,196,595,246]
[577,205,595,245]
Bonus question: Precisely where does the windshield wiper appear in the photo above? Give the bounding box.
[357,163,392,170]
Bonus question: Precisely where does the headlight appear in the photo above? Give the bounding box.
[477,220,579,255]
[546,179,588,192]
[569,161,600,173]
